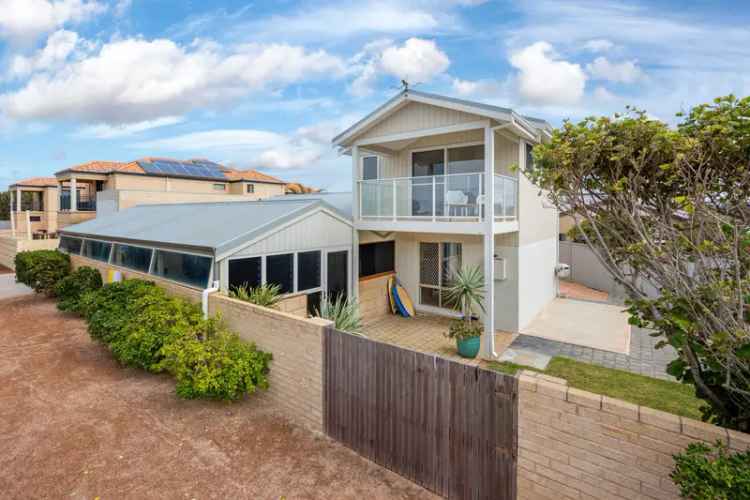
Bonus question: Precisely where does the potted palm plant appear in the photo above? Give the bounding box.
[443,265,485,358]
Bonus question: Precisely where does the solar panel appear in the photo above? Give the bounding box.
[138,159,227,180]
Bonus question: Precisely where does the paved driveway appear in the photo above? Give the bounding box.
[521,298,631,354]
[0,274,32,301]
[0,295,435,499]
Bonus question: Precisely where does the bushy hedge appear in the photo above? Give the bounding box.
[672,442,750,499]
[15,250,71,295]
[77,279,272,399]
[158,327,272,400]
[55,266,102,313]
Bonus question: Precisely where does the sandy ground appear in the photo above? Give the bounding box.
[0,294,436,500]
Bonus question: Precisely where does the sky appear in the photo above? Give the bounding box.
[0,0,748,191]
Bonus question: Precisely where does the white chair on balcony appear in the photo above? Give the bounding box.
[446,190,470,217]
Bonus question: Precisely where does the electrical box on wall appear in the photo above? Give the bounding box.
[493,256,507,281]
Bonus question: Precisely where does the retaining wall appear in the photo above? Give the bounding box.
[0,235,59,270]
[517,371,750,500]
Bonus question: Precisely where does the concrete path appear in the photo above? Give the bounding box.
[508,326,677,380]
[0,274,33,301]
[521,298,631,354]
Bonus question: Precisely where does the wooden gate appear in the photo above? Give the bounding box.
[323,328,517,500]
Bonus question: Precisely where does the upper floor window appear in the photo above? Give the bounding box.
[213,183,226,191]
[362,156,379,180]
[246,184,255,194]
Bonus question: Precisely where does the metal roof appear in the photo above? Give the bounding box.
[331,89,552,146]
[59,198,349,256]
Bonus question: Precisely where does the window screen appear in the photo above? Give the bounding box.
[359,241,395,277]
[362,156,379,180]
[152,250,212,288]
[58,236,82,254]
[112,244,152,273]
[297,251,321,291]
[82,240,112,262]
[228,257,262,291]
[266,253,294,294]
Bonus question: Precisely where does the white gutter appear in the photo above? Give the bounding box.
[202,280,219,319]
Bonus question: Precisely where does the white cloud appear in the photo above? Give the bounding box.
[592,86,617,102]
[509,41,586,106]
[1,37,346,124]
[131,129,287,152]
[583,39,614,52]
[114,0,131,16]
[380,38,450,84]
[451,77,506,98]
[349,37,450,96]
[0,0,105,43]
[7,29,80,78]
[76,115,184,138]
[586,56,643,83]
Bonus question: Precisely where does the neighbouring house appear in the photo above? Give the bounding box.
[332,89,560,356]
[57,196,353,317]
[7,158,293,237]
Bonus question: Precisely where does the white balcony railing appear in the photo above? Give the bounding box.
[358,173,517,222]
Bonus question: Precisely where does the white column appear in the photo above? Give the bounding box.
[15,187,21,213]
[9,190,15,237]
[25,210,31,240]
[482,125,496,359]
[351,145,360,298]
[70,177,77,212]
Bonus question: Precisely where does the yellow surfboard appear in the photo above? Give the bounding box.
[387,275,397,314]
[393,283,416,318]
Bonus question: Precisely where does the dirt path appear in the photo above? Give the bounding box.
[0,295,436,500]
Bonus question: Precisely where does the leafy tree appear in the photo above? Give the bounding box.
[528,95,750,430]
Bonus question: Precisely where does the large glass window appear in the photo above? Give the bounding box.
[266,253,294,294]
[152,250,212,288]
[419,242,462,309]
[297,251,321,291]
[412,149,445,217]
[228,257,262,291]
[447,145,484,174]
[359,241,395,277]
[82,240,112,262]
[362,156,379,180]
[58,236,82,255]
[112,244,152,273]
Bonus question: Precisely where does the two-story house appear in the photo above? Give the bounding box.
[333,90,559,357]
[7,158,294,237]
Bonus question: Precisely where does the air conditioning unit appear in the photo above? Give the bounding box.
[494,256,507,281]
[555,263,570,278]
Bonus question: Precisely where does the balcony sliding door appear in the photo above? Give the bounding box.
[412,150,444,217]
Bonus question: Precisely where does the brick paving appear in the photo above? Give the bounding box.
[363,313,516,366]
[509,326,677,380]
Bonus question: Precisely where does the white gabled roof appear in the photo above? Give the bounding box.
[331,89,552,147]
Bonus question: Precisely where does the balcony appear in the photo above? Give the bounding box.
[357,173,518,234]
[59,191,96,212]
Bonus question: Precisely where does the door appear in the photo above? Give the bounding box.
[412,149,445,217]
[326,250,349,302]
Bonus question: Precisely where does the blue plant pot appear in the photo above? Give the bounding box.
[456,336,481,358]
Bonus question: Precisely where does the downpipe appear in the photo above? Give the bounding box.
[202,280,220,319]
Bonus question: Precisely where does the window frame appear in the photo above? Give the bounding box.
[81,238,114,263]
[246,183,255,194]
[151,248,214,289]
[58,236,83,255]
[418,241,463,310]
[111,243,154,274]
[212,183,226,191]
[361,155,380,180]
[409,141,485,178]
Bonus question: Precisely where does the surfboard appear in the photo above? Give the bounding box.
[387,275,397,314]
[393,283,415,318]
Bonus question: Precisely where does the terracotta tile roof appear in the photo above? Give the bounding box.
[223,169,286,184]
[10,176,58,188]
[57,160,143,175]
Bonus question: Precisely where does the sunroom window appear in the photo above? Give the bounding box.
[58,236,82,255]
[152,250,212,288]
[112,244,153,273]
[82,240,112,262]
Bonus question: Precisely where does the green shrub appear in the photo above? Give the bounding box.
[80,279,157,342]
[158,330,272,400]
[108,289,205,371]
[55,266,102,313]
[671,441,750,499]
[229,283,281,308]
[14,250,71,295]
[445,318,483,341]
[315,294,362,333]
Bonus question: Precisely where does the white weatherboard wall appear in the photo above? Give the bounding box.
[229,210,352,257]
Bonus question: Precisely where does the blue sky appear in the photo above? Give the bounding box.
[0,0,748,191]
